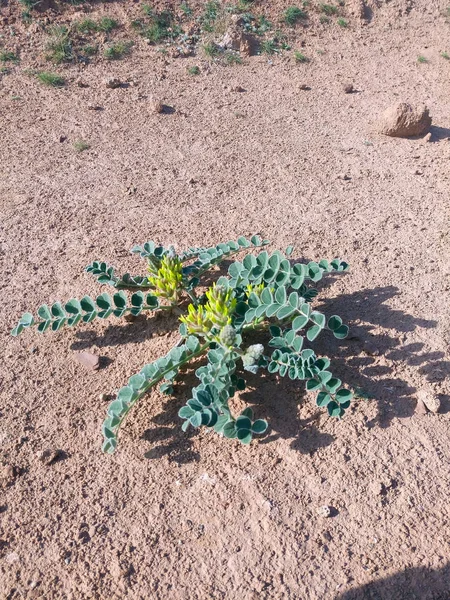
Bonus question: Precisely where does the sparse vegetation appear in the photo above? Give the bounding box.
[320,15,330,24]
[132,7,181,44]
[203,42,220,58]
[225,51,243,65]
[75,17,118,35]
[294,51,309,63]
[320,3,338,16]
[36,71,65,87]
[74,140,90,152]
[417,55,428,63]
[337,17,348,27]
[0,50,19,63]
[45,26,73,64]
[104,41,133,60]
[442,51,450,59]
[260,39,277,55]
[180,2,193,18]
[188,65,200,75]
[283,6,308,25]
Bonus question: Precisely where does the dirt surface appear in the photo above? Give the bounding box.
[1,1,450,598]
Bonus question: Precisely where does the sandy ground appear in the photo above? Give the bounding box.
[1,1,450,598]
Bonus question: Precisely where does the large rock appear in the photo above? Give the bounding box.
[378,102,432,138]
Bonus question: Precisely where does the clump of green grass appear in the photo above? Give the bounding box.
[104,41,133,60]
[203,42,220,58]
[188,65,200,75]
[337,17,348,27]
[46,26,73,64]
[180,2,193,17]
[283,6,307,25]
[80,44,98,58]
[320,3,338,15]
[75,17,119,35]
[73,140,90,153]
[417,55,428,63]
[133,7,181,44]
[0,50,19,63]
[442,51,450,60]
[320,15,330,24]
[224,51,243,65]
[260,39,276,55]
[294,50,309,63]
[36,71,65,87]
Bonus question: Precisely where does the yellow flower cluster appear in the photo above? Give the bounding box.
[148,255,183,303]
[180,284,236,338]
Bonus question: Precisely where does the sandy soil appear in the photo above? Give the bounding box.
[1,1,450,598]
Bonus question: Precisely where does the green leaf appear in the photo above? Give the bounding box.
[275,286,287,305]
[265,303,280,317]
[261,287,273,305]
[51,303,65,318]
[306,325,322,342]
[179,405,195,418]
[333,325,349,339]
[37,305,52,321]
[236,415,252,430]
[310,312,326,328]
[277,305,295,320]
[80,296,96,312]
[65,299,82,314]
[251,419,268,434]
[189,412,202,427]
[285,245,294,256]
[223,421,237,438]
[325,378,341,394]
[96,293,112,311]
[328,315,343,331]
[306,378,321,391]
[237,429,252,444]
[336,389,353,403]
[316,392,331,407]
[19,312,34,327]
[113,291,127,309]
[327,401,343,418]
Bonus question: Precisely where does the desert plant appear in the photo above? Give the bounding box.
[0,50,19,62]
[417,55,428,63]
[104,41,133,60]
[442,51,450,59]
[260,39,277,55]
[294,50,309,63]
[283,6,308,25]
[12,235,354,454]
[320,3,338,15]
[188,65,201,75]
[45,26,73,63]
[36,71,65,87]
[73,140,90,152]
[337,17,348,27]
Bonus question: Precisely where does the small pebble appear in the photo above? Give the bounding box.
[317,505,331,518]
[104,77,122,89]
[344,83,354,94]
[37,449,63,466]
[74,351,100,371]
[416,389,440,413]
[149,98,164,113]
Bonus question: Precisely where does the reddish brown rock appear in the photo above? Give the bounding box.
[378,102,432,138]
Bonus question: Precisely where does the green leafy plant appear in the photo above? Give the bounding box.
[417,55,428,63]
[36,71,65,87]
[320,3,338,15]
[45,26,73,64]
[337,17,348,27]
[283,6,308,25]
[104,41,133,60]
[12,236,354,454]
[73,140,90,152]
[294,51,309,63]
[0,50,19,63]
[133,6,182,43]
[188,65,201,75]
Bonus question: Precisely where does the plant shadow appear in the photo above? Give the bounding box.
[335,562,450,600]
